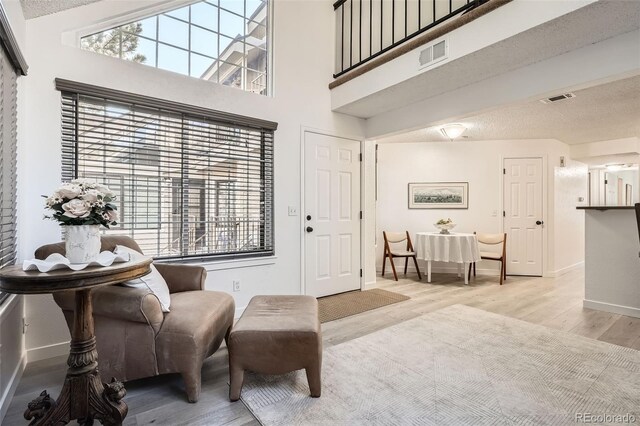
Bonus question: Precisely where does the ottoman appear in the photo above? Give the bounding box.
[228,295,322,401]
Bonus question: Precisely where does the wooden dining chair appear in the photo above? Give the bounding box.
[382,231,422,281]
[468,232,507,285]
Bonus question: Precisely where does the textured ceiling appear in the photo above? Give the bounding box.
[336,0,640,118]
[20,0,103,19]
[377,75,640,146]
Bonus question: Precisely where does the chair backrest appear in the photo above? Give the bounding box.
[35,235,143,260]
[475,232,507,258]
[476,232,505,245]
[383,231,408,244]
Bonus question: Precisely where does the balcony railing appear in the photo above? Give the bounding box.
[334,0,487,78]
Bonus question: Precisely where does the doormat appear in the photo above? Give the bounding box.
[318,288,410,323]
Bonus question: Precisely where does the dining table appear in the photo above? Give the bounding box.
[415,232,480,284]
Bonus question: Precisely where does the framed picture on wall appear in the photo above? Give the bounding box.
[408,182,469,209]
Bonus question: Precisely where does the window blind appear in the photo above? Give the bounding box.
[0,46,18,304]
[59,82,275,261]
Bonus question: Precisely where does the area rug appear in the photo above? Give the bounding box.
[240,304,640,425]
[317,288,410,323]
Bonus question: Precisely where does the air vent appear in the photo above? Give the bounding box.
[540,93,576,104]
[419,40,448,69]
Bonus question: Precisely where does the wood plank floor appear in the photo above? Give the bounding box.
[6,268,640,425]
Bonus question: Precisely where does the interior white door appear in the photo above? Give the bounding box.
[503,158,543,276]
[304,131,361,297]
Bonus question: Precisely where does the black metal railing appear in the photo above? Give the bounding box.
[333,0,487,78]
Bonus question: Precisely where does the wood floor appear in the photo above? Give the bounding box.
[5,268,640,425]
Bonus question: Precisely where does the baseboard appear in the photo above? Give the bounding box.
[0,353,26,424]
[27,341,69,363]
[583,299,640,319]
[548,261,584,278]
[363,280,377,289]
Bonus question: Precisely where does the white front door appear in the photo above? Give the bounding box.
[503,158,543,276]
[304,131,361,297]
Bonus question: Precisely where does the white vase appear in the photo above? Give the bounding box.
[65,225,101,264]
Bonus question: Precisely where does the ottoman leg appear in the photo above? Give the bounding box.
[229,364,245,402]
[305,362,322,398]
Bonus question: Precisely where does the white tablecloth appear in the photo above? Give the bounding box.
[415,232,480,264]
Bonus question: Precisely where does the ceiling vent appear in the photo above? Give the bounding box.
[419,39,448,69]
[540,93,576,104]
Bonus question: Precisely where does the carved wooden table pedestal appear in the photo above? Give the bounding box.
[0,255,152,426]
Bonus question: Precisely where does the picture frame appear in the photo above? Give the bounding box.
[408,182,469,209]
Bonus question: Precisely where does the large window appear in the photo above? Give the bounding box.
[0,40,20,304]
[58,79,276,261]
[80,0,269,95]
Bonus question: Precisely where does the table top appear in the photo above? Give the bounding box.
[0,254,152,295]
[416,232,477,237]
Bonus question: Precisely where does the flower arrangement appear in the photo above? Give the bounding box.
[434,217,456,234]
[436,218,454,225]
[44,179,118,228]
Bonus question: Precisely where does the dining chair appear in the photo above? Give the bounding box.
[468,232,507,285]
[382,231,422,281]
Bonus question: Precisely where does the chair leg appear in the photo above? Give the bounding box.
[229,363,245,402]
[503,257,507,281]
[389,255,398,281]
[305,361,322,398]
[411,256,422,280]
[473,262,476,277]
[404,258,408,275]
[182,364,203,403]
[381,254,387,276]
[224,325,232,347]
[499,261,504,285]
[468,263,472,281]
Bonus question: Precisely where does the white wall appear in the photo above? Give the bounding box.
[18,0,365,359]
[372,138,587,278]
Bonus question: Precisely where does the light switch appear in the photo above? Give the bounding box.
[288,206,298,216]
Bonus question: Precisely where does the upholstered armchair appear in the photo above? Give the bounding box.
[36,236,235,403]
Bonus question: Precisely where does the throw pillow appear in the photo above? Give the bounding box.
[115,245,171,312]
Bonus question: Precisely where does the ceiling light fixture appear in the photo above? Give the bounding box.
[605,164,624,172]
[440,124,466,141]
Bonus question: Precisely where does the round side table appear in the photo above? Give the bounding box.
[0,254,152,426]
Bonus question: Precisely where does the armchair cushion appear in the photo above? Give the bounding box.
[116,245,171,312]
[154,263,206,293]
[155,290,235,374]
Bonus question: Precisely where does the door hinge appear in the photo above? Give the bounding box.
[359,153,363,162]
[360,269,363,277]
[503,168,506,175]
[359,211,363,220]
[22,318,29,334]
[503,211,506,217]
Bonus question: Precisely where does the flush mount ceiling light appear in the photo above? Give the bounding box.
[440,124,466,141]
[605,164,624,172]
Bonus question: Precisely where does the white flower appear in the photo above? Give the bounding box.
[46,195,63,207]
[81,189,101,204]
[94,184,115,198]
[62,199,91,218]
[71,178,97,189]
[56,183,82,199]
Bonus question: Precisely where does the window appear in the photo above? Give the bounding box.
[0,43,19,304]
[80,0,270,95]
[58,79,276,261]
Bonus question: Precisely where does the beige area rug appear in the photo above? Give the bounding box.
[240,304,640,425]
[317,289,410,323]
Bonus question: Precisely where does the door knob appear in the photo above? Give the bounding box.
[306,226,314,233]
[536,220,544,225]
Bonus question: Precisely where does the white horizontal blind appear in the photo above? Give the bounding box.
[60,90,274,261]
[0,47,18,304]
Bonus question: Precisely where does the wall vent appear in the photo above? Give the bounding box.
[419,39,448,69]
[540,93,576,104]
